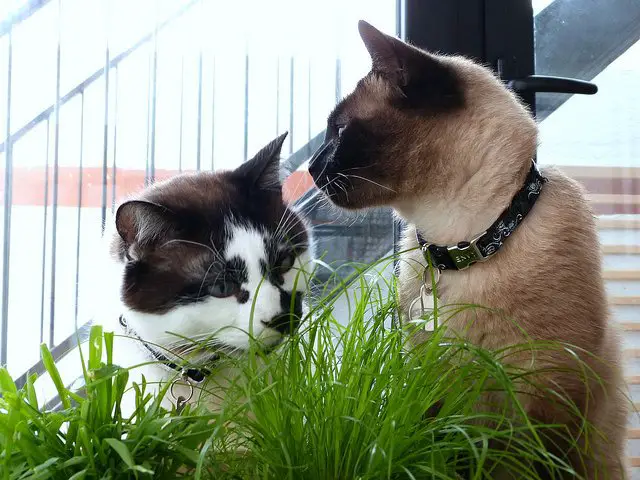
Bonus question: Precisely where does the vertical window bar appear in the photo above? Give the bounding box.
[334,57,341,103]
[243,52,249,162]
[196,0,204,171]
[396,0,404,39]
[145,51,152,183]
[39,118,51,345]
[288,56,294,154]
[210,57,216,171]
[275,56,280,135]
[178,55,184,173]
[307,59,311,143]
[100,0,110,233]
[196,46,203,171]
[1,30,13,365]
[49,0,63,347]
[74,93,85,328]
[111,67,118,211]
[147,10,158,184]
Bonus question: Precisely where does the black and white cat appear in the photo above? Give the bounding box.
[94,133,313,413]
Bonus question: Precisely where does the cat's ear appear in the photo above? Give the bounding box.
[359,20,446,86]
[358,20,408,84]
[115,200,178,245]
[358,20,460,106]
[233,132,288,190]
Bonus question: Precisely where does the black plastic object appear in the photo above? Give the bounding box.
[508,75,598,95]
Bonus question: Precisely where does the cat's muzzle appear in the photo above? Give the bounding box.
[308,139,337,190]
[263,291,303,336]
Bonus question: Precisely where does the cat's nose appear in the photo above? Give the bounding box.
[264,290,303,335]
[308,140,335,180]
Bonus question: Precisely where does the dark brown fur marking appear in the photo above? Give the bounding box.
[112,134,309,314]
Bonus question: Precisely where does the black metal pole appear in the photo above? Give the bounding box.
[404,0,535,112]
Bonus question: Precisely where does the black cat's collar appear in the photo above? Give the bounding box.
[415,162,546,271]
[118,315,213,383]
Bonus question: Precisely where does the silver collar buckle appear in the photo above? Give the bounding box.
[446,232,488,270]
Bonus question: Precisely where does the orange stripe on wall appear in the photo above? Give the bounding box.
[0,167,636,211]
[282,170,315,203]
[0,168,316,207]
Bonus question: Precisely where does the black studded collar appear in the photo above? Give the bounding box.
[415,162,546,271]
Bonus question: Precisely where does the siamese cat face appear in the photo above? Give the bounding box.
[309,20,537,211]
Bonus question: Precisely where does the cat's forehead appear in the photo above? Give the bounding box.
[225,226,265,255]
[223,226,276,272]
[143,172,234,211]
[331,73,396,123]
[115,171,307,257]
[332,54,499,123]
[144,172,287,228]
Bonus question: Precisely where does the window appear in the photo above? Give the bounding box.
[0,0,398,384]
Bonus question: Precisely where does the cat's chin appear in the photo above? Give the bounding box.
[176,333,284,364]
[213,328,286,357]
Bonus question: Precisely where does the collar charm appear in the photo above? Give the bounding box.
[408,267,440,331]
[118,315,212,384]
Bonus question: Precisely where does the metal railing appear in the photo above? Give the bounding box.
[4,0,636,407]
[1,0,206,373]
[0,0,398,383]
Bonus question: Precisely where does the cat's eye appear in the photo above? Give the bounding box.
[276,252,296,273]
[211,280,239,298]
[337,126,346,137]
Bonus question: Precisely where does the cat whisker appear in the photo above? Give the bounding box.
[345,174,396,192]
[335,172,351,182]
[161,239,219,256]
[273,190,311,239]
[335,178,350,201]
[274,208,306,247]
[197,260,219,298]
[163,333,225,353]
[274,214,309,239]
[277,229,309,244]
[312,151,332,186]
[274,207,295,241]
[341,165,371,172]
[207,235,225,262]
[274,213,299,243]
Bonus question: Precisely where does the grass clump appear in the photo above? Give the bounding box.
[0,326,218,479]
[0,268,581,479]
